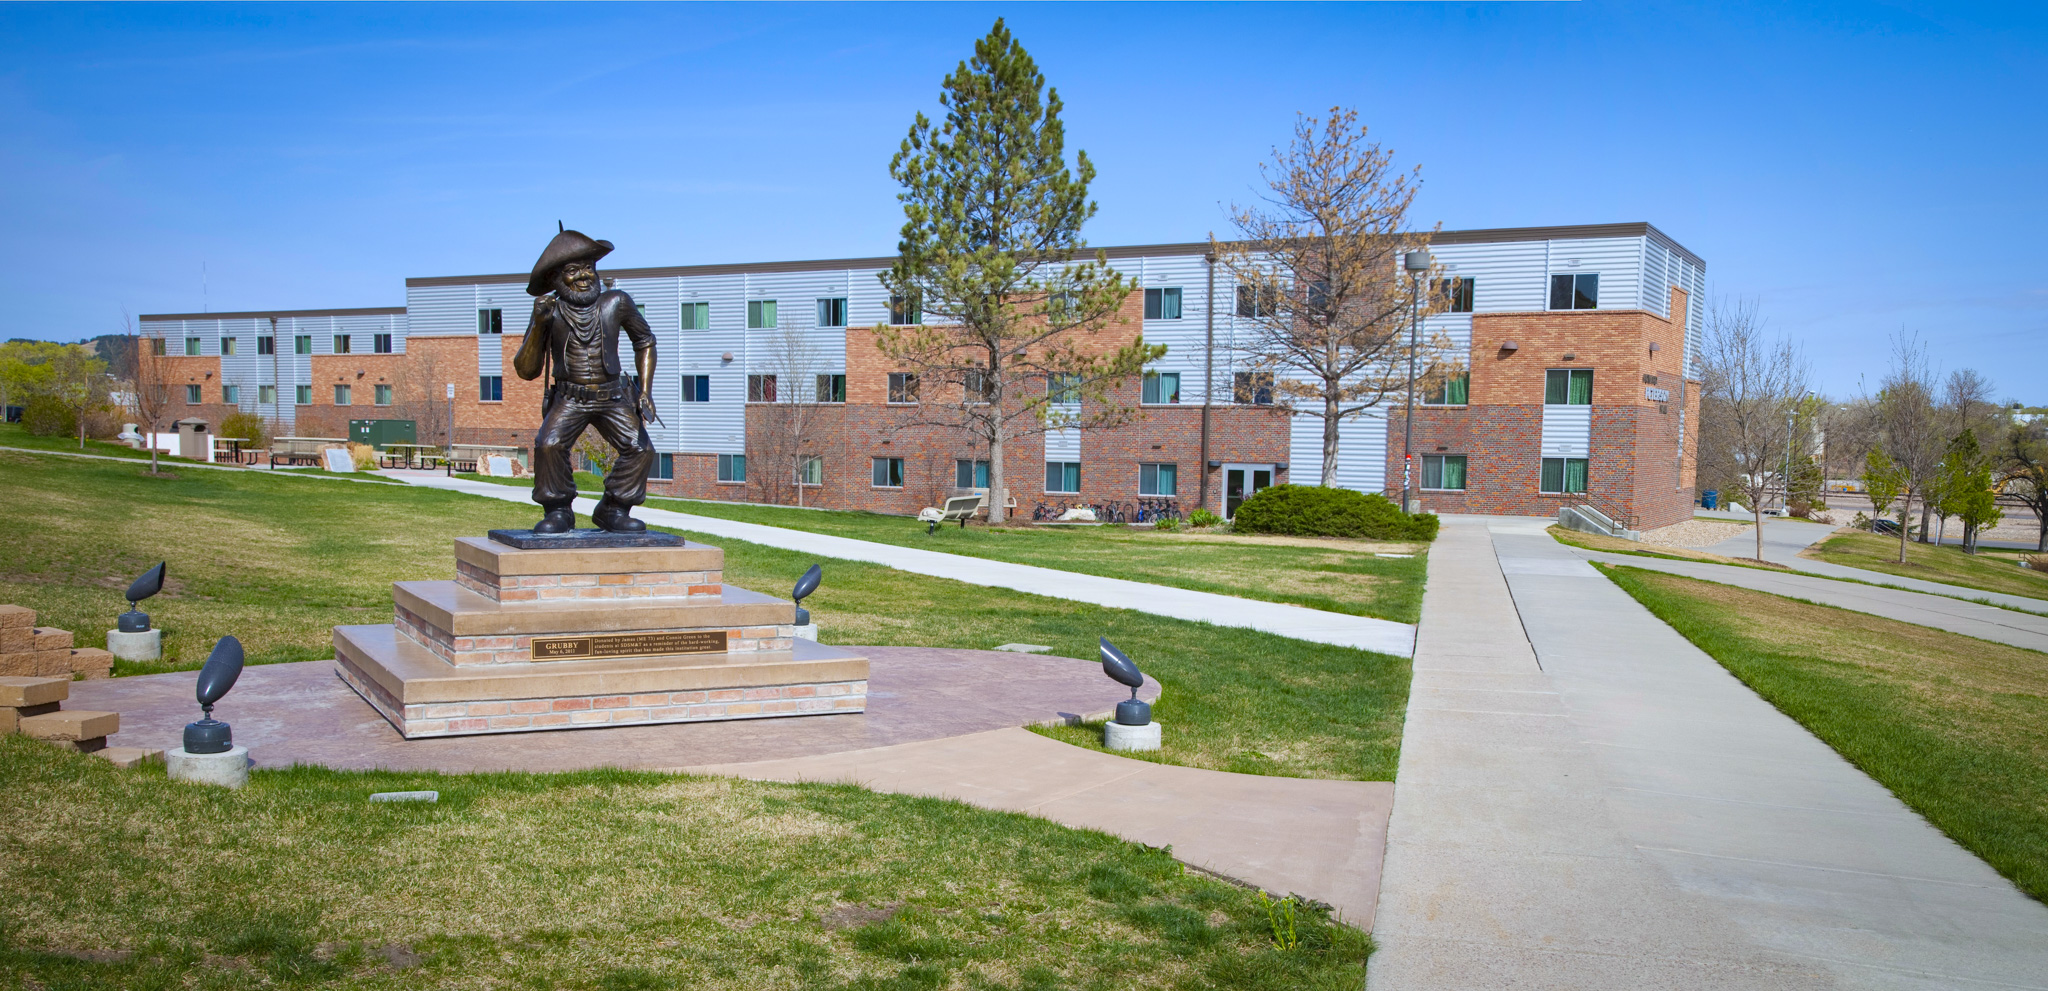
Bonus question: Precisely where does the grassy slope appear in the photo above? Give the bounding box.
[1548,525,1791,569]
[1602,564,2048,901]
[453,473,1427,623]
[1807,530,2048,603]
[0,448,1409,781]
[0,738,1371,990]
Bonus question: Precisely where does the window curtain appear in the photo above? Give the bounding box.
[1564,458,1588,493]
[1442,456,1466,490]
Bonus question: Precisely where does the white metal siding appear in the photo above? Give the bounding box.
[1044,426,1080,461]
[1541,405,1593,457]
[1290,406,1386,493]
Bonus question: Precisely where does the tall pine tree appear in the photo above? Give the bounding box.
[879,19,1161,521]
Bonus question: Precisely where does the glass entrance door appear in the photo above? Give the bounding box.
[1224,464,1275,519]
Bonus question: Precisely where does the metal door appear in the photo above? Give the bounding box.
[1224,464,1275,519]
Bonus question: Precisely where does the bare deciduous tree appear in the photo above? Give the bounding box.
[1995,418,2048,552]
[1215,107,1455,489]
[127,315,177,474]
[391,349,452,450]
[1692,297,1808,560]
[751,322,839,508]
[1874,334,1944,562]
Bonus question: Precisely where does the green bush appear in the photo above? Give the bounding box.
[1153,515,1181,532]
[1231,485,1439,541]
[19,395,74,437]
[1187,507,1222,529]
[220,411,271,449]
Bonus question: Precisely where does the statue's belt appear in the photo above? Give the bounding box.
[553,378,629,403]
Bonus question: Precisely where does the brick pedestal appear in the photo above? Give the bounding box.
[336,536,868,738]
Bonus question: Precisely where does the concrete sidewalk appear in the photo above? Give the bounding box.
[391,473,1418,657]
[1371,518,2048,989]
[693,727,1395,930]
[1707,516,2048,614]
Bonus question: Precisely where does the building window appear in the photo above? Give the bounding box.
[651,453,674,480]
[479,376,503,401]
[374,384,393,406]
[1139,462,1178,496]
[872,456,904,488]
[1235,284,1278,318]
[335,384,352,406]
[184,337,202,356]
[1437,277,1475,313]
[478,308,503,334]
[1142,371,1180,404]
[296,384,312,405]
[748,374,778,402]
[220,337,237,356]
[718,453,746,483]
[374,333,394,354]
[149,337,166,355]
[681,375,710,402]
[746,299,777,329]
[1549,273,1599,310]
[1541,457,1588,494]
[333,334,352,354]
[1047,373,1081,406]
[185,384,201,404]
[1045,461,1081,494]
[1544,369,1593,405]
[816,298,848,328]
[1144,287,1183,320]
[889,293,921,326]
[1422,454,1467,490]
[888,372,919,404]
[1424,372,1469,406]
[1234,370,1275,405]
[679,302,709,330]
[294,335,311,355]
[955,459,989,489]
[816,374,846,403]
[257,336,275,356]
[221,384,239,404]
[259,384,276,405]
[797,455,823,486]
[963,369,993,404]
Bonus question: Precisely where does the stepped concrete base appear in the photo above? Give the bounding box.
[167,745,249,788]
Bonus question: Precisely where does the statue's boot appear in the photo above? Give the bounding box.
[533,507,576,534]
[592,498,645,533]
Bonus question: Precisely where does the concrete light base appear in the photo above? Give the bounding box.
[1104,720,1162,752]
[106,628,162,663]
[792,624,819,642]
[166,745,249,788]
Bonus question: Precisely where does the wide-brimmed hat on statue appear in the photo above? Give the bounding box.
[527,227,614,296]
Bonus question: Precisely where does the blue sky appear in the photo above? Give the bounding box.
[2,2,2042,399]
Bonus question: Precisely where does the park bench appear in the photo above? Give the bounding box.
[917,493,984,535]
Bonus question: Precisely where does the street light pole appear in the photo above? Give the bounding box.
[1400,250,1431,513]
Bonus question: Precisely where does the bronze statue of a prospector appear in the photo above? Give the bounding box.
[513,227,663,534]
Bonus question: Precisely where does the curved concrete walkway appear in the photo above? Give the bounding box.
[1707,516,2048,615]
[392,473,1418,657]
[1369,518,2048,990]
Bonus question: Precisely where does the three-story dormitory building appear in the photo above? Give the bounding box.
[140,221,1705,529]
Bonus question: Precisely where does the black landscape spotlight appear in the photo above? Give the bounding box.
[183,636,245,755]
[792,564,822,626]
[1099,637,1150,726]
[119,562,165,634]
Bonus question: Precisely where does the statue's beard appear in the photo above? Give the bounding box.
[556,283,601,307]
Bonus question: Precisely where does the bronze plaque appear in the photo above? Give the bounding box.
[531,630,728,661]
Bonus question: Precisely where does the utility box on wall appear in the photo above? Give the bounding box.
[349,419,417,450]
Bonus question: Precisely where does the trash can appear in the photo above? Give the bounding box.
[1701,490,1718,510]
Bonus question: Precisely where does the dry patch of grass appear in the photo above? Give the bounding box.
[1807,530,2048,603]
[1603,564,2048,901]
[0,740,1373,989]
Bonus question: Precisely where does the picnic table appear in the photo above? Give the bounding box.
[448,444,525,476]
[269,436,347,468]
[211,437,261,465]
[379,443,443,470]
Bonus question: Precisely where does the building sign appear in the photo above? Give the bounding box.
[531,630,729,660]
[1644,387,1671,402]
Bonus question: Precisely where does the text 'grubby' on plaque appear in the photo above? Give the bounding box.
[530,630,729,660]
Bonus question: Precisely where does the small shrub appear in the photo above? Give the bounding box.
[1231,485,1438,541]
[1153,515,1181,532]
[1852,511,1872,531]
[1187,507,1222,529]
[1788,499,1812,519]
[347,442,377,470]
[20,395,75,437]
[220,410,271,449]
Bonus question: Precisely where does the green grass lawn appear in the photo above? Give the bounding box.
[1806,529,2048,602]
[0,738,1372,990]
[453,473,1427,624]
[1,448,1409,781]
[0,421,195,462]
[1602,564,2048,901]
